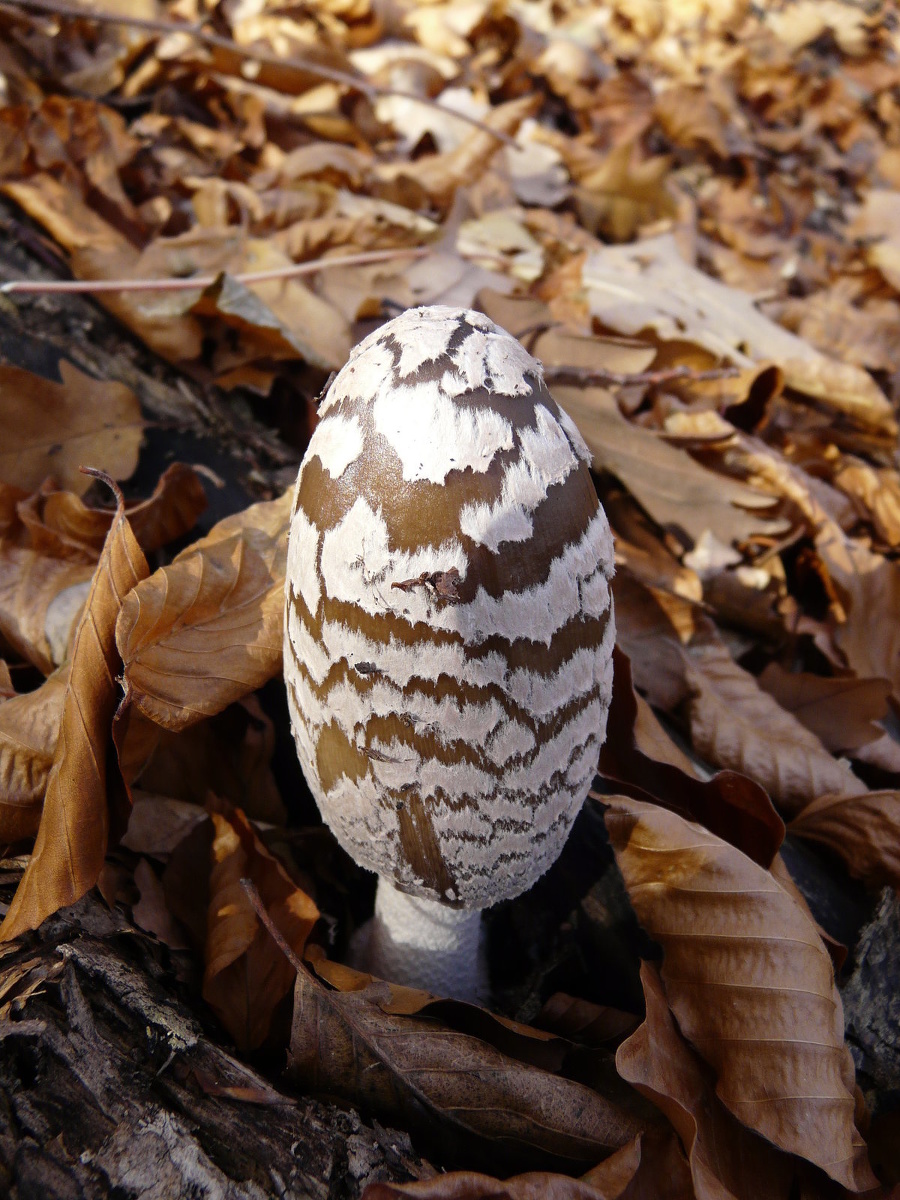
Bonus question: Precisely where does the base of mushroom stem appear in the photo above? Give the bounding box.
[348,880,489,1005]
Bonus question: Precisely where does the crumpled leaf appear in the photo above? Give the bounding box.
[603,795,876,1192]
[0,543,94,673]
[18,463,209,559]
[116,488,291,731]
[0,477,148,941]
[0,359,143,494]
[192,253,351,375]
[362,1167,620,1200]
[616,962,797,1200]
[290,967,645,1173]
[204,805,318,1053]
[553,383,787,551]
[597,648,784,868]
[789,790,900,889]
[815,519,900,707]
[757,664,890,754]
[684,621,867,814]
[0,662,69,841]
[582,234,896,436]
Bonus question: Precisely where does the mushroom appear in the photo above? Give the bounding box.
[284,306,614,1002]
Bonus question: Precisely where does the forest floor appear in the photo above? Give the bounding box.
[2,1,900,1197]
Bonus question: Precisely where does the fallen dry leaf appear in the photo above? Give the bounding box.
[553,383,787,552]
[362,1169,618,1200]
[24,464,208,559]
[0,544,94,673]
[0,662,68,842]
[0,359,143,495]
[204,805,318,1053]
[117,488,291,731]
[603,795,875,1192]
[616,962,797,1200]
[757,664,890,755]
[815,519,900,705]
[0,476,148,941]
[582,234,896,436]
[684,622,867,815]
[597,648,784,868]
[290,966,645,1174]
[789,790,900,890]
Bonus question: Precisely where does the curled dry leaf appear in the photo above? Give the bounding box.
[0,360,143,495]
[17,463,208,561]
[757,664,890,754]
[616,962,797,1200]
[290,968,646,1174]
[609,572,690,712]
[0,544,95,673]
[375,94,538,211]
[789,790,900,890]
[597,648,784,868]
[204,805,318,1053]
[552,383,787,552]
[581,234,896,436]
[684,622,866,815]
[815,519,900,707]
[117,488,292,731]
[603,795,876,1192]
[0,662,69,842]
[0,478,148,941]
[362,1168,618,1200]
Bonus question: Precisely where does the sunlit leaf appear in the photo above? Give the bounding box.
[117,488,292,731]
[0,479,148,941]
[604,795,876,1191]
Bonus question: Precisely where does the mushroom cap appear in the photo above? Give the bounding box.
[284,306,614,909]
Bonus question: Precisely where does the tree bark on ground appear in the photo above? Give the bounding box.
[0,891,432,1199]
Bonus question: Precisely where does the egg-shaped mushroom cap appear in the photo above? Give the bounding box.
[284,306,614,909]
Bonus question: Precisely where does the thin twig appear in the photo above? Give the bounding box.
[543,364,742,388]
[0,245,428,294]
[240,877,306,975]
[1,0,520,147]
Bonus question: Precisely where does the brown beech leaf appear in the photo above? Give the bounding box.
[789,791,900,889]
[603,795,876,1192]
[204,805,318,1054]
[363,1168,619,1200]
[0,662,69,842]
[616,962,798,1200]
[18,464,209,560]
[581,233,896,436]
[815,520,900,707]
[610,572,690,712]
[290,968,645,1174]
[553,383,787,551]
[597,648,784,868]
[0,360,142,495]
[136,697,286,826]
[117,488,292,731]
[757,665,891,754]
[0,477,148,941]
[0,545,95,673]
[684,623,866,815]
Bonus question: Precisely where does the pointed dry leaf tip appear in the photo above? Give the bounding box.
[80,465,125,510]
[283,305,614,990]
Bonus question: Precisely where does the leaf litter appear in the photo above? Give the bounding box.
[1,0,900,1195]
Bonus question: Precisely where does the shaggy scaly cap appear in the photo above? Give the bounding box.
[284,306,615,909]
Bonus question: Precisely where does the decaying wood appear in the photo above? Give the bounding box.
[0,889,433,1199]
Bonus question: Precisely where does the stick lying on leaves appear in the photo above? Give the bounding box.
[0,246,429,295]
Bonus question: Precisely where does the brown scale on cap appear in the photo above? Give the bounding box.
[284,305,615,911]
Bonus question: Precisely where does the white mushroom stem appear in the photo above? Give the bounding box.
[352,879,488,1004]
